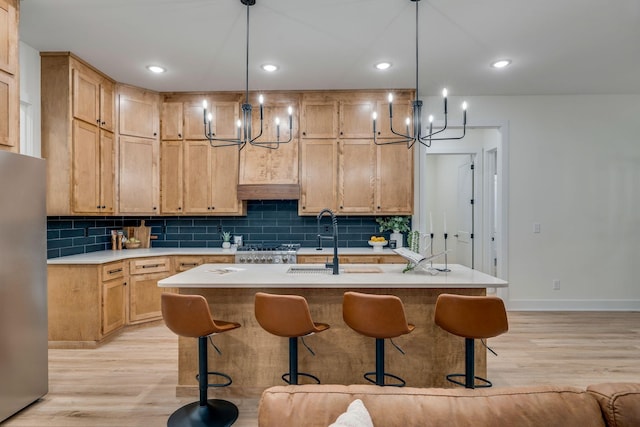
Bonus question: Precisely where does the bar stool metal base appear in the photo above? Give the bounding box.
[167,399,239,427]
[281,337,322,385]
[363,338,406,387]
[282,372,321,385]
[445,337,492,389]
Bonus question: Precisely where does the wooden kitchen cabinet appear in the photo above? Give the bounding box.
[174,255,235,272]
[183,140,244,215]
[100,262,127,336]
[239,93,300,190]
[118,84,161,215]
[48,261,128,348]
[299,139,338,214]
[72,120,115,214]
[128,257,172,324]
[41,53,117,214]
[184,100,238,141]
[160,140,184,214]
[299,90,414,216]
[161,101,183,140]
[0,0,18,152]
[375,142,413,214]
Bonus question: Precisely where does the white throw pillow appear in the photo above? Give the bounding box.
[328,399,374,427]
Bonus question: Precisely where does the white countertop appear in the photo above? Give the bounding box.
[158,263,508,289]
[47,247,399,264]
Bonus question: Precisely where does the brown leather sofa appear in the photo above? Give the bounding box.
[258,383,640,427]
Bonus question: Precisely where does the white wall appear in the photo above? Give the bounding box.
[19,42,41,158]
[420,94,640,310]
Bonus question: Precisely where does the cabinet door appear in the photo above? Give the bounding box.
[240,103,299,185]
[101,278,126,336]
[299,139,337,214]
[99,80,115,132]
[183,140,211,213]
[72,68,100,126]
[160,140,184,214]
[99,130,115,213]
[376,143,414,214]
[161,102,183,140]
[119,91,159,139]
[0,69,16,148]
[186,100,238,141]
[375,98,412,140]
[128,272,168,323]
[210,144,241,213]
[340,100,375,138]
[72,120,100,213]
[119,135,159,214]
[0,0,17,76]
[301,100,338,139]
[338,140,375,214]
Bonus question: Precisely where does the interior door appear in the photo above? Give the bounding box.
[456,159,474,268]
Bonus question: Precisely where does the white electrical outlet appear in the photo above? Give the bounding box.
[533,223,541,233]
[552,279,560,290]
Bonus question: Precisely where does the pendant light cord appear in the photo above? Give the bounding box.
[245,1,250,104]
[415,0,419,100]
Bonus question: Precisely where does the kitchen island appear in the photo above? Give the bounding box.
[158,263,507,397]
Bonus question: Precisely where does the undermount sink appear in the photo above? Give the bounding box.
[286,266,336,275]
[286,266,383,274]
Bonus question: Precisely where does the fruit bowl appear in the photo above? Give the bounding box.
[368,240,388,253]
[125,241,141,249]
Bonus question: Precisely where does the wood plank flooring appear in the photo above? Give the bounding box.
[3,312,640,427]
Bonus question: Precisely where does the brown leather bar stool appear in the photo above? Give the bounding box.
[161,293,241,427]
[343,291,415,386]
[254,292,329,385]
[434,293,508,389]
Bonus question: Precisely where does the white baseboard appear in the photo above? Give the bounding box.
[507,299,640,311]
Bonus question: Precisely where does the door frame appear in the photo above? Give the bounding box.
[414,121,509,304]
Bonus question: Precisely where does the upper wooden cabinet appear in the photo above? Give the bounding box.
[238,92,300,199]
[41,53,117,215]
[117,84,160,214]
[72,68,114,132]
[119,85,159,139]
[298,91,414,216]
[184,99,238,140]
[161,102,183,140]
[0,0,17,77]
[0,0,18,152]
[160,140,183,214]
[184,141,244,215]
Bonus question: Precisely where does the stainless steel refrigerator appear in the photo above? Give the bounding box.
[0,151,48,422]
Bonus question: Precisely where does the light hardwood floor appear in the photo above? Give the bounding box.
[3,312,640,427]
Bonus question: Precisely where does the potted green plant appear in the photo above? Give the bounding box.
[221,231,232,249]
[375,216,411,248]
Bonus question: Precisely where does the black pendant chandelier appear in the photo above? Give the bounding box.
[373,0,467,148]
[203,0,293,150]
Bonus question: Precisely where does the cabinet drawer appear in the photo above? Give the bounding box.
[174,256,204,272]
[129,257,171,275]
[101,262,125,281]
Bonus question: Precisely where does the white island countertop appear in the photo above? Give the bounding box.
[158,263,507,289]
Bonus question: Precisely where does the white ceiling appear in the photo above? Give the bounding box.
[18,0,640,96]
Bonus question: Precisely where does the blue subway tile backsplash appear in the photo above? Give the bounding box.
[46,201,394,259]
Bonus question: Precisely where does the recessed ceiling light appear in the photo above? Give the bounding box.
[146,65,166,74]
[261,64,279,72]
[375,62,392,71]
[491,59,512,69]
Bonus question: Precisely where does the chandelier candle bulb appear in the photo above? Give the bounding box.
[275,117,280,140]
[372,112,377,133]
[442,88,448,114]
[288,106,293,128]
[462,102,468,125]
[202,100,207,124]
[405,117,410,134]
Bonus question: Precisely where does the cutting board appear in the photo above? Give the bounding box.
[132,220,151,248]
[343,266,383,274]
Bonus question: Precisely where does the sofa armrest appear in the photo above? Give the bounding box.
[587,383,640,427]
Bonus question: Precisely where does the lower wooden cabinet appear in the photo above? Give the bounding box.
[128,257,172,324]
[47,254,239,347]
[48,261,128,348]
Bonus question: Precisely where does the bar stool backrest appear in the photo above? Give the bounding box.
[161,293,217,338]
[255,292,320,337]
[435,294,508,339]
[343,291,412,339]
